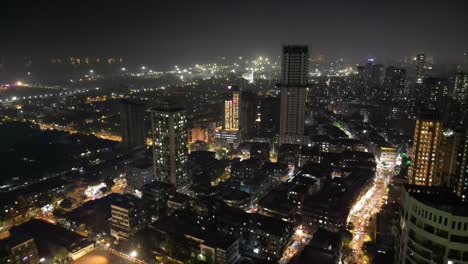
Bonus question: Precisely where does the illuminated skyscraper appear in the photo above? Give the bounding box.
[224,86,240,131]
[150,105,189,187]
[409,110,443,186]
[120,99,147,151]
[415,53,426,84]
[279,45,309,145]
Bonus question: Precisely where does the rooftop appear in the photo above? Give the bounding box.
[0,231,34,257]
[283,45,308,54]
[405,185,468,217]
[10,219,90,254]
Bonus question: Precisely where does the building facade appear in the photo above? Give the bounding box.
[409,111,443,186]
[150,106,189,187]
[0,234,39,264]
[395,185,468,264]
[110,195,149,241]
[279,45,309,146]
[120,99,147,151]
[224,86,240,131]
[448,130,468,201]
[383,66,406,100]
[126,160,153,193]
[415,53,426,84]
[454,72,468,107]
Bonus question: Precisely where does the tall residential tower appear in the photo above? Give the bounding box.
[224,86,240,131]
[278,45,309,146]
[150,105,189,187]
[409,110,443,186]
[415,53,426,84]
[120,99,147,151]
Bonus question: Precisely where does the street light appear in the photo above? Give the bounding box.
[130,250,137,258]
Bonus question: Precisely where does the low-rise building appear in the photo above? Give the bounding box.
[0,232,39,264]
[110,194,149,241]
[9,219,94,262]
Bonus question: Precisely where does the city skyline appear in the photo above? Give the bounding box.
[1,1,468,263]
[1,0,468,67]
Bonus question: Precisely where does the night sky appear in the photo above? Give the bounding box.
[2,0,468,67]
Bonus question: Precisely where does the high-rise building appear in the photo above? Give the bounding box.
[441,130,465,187]
[279,45,309,145]
[383,66,406,100]
[409,110,443,186]
[370,63,385,85]
[240,90,257,136]
[448,130,468,200]
[454,72,468,106]
[415,53,426,84]
[224,86,240,131]
[150,105,189,187]
[420,77,449,111]
[258,96,280,134]
[120,99,147,151]
[395,185,468,264]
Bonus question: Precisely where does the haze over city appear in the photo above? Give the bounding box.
[2,0,468,66]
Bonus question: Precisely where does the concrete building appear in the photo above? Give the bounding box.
[0,233,39,264]
[395,185,468,264]
[420,77,449,111]
[415,53,426,84]
[120,99,147,151]
[379,146,398,166]
[383,66,406,100]
[443,130,468,201]
[9,219,94,262]
[454,72,468,106]
[150,105,189,187]
[409,110,443,186]
[126,160,153,193]
[141,181,174,220]
[224,86,240,131]
[110,195,149,241]
[279,45,309,145]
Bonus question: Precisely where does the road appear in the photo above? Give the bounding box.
[36,121,122,142]
[278,225,311,264]
[345,164,392,264]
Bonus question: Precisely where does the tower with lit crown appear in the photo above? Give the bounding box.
[224,86,240,131]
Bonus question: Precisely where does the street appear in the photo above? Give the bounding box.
[345,164,392,264]
[278,225,311,264]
